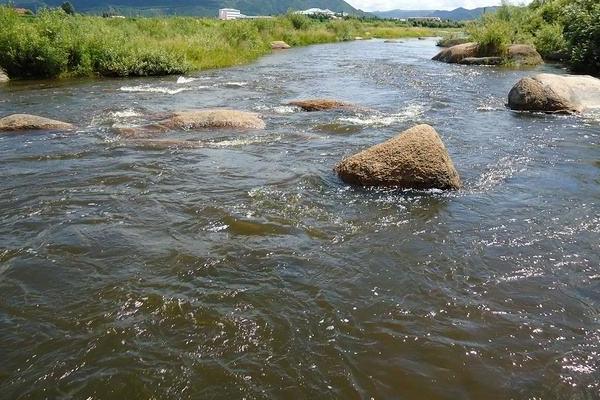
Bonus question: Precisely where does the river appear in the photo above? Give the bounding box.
[1,38,599,399]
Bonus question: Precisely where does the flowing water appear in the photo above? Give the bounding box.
[1,39,599,399]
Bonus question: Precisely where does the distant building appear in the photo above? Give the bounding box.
[218,8,242,20]
[407,17,442,22]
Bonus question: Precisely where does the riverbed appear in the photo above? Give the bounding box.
[1,38,599,399]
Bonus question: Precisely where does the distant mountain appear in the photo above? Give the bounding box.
[374,6,500,21]
[3,0,367,16]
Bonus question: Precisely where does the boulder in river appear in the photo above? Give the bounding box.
[289,99,356,112]
[507,44,543,66]
[432,42,479,63]
[271,41,290,50]
[0,114,74,132]
[0,69,8,83]
[334,124,461,190]
[432,43,543,66]
[508,73,600,114]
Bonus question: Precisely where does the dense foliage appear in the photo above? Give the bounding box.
[468,0,599,75]
[0,7,434,79]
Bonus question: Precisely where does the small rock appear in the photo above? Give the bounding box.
[384,39,403,43]
[0,69,8,83]
[0,114,74,132]
[335,124,461,190]
[271,41,290,50]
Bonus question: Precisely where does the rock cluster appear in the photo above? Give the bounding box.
[432,43,543,67]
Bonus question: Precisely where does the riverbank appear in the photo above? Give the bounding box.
[0,7,446,80]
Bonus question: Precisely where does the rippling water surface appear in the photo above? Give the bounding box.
[1,39,599,399]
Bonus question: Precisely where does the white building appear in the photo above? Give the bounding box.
[296,8,337,17]
[218,8,242,20]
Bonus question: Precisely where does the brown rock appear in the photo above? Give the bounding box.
[289,99,355,112]
[271,41,291,50]
[0,114,74,132]
[507,44,543,66]
[432,42,479,63]
[508,73,600,114]
[335,124,461,190]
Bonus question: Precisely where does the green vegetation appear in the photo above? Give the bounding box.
[0,6,435,79]
[467,0,599,75]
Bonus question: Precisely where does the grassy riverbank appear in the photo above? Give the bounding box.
[0,7,438,79]
[467,0,599,75]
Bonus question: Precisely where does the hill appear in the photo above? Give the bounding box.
[2,0,367,16]
[374,6,500,21]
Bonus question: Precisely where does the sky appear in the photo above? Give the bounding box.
[345,0,532,11]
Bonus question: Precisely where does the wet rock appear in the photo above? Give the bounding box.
[507,44,543,66]
[508,73,600,114]
[0,114,74,132]
[459,56,503,65]
[433,43,543,66]
[0,69,8,83]
[418,37,427,40]
[432,42,479,63]
[384,39,403,43]
[271,41,290,50]
[335,124,461,190]
[117,109,265,137]
[289,99,355,112]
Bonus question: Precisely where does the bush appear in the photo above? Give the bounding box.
[534,23,567,59]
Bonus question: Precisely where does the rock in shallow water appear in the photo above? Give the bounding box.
[508,73,600,114]
[432,42,479,63]
[335,124,461,190]
[0,114,74,132]
[432,43,543,66]
[289,99,356,112]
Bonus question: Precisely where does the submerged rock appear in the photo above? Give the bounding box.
[432,43,543,66]
[0,114,74,132]
[0,69,8,83]
[508,73,600,114]
[432,42,479,63]
[289,99,355,112]
[271,41,290,50]
[335,124,461,190]
[117,109,265,137]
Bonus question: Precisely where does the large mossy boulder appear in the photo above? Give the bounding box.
[334,124,461,190]
[289,99,356,112]
[507,44,543,66]
[508,73,600,114]
[0,114,74,132]
[0,69,8,83]
[433,43,543,66]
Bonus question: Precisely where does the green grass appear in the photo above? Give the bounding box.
[0,7,438,79]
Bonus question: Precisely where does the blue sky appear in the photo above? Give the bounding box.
[345,0,532,11]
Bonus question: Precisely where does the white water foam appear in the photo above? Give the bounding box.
[110,109,143,118]
[339,104,425,126]
[207,135,282,148]
[223,81,248,87]
[120,85,190,95]
[176,76,198,84]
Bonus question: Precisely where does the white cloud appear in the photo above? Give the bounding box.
[346,0,532,11]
